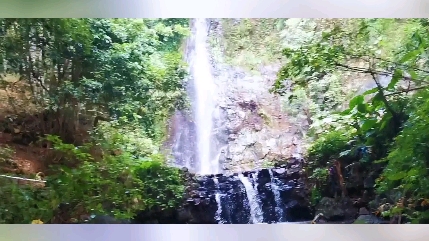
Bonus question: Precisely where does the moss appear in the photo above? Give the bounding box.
[261,159,273,169]
[257,109,271,125]
[213,19,284,70]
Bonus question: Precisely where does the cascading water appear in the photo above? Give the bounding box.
[238,174,264,224]
[214,194,224,223]
[167,20,314,225]
[191,18,219,175]
[268,169,285,223]
[169,18,228,174]
[213,178,226,224]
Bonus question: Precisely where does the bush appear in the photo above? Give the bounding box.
[307,130,353,166]
[134,155,185,211]
[376,90,429,222]
[0,180,51,224]
[0,131,186,224]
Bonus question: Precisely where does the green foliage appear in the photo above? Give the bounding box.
[44,134,143,220]
[272,19,429,92]
[273,18,429,222]
[0,133,186,224]
[375,90,429,221]
[310,187,323,206]
[214,19,284,71]
[0,19,190,223]
[309,167,329,180]
[92,117,159,158]
[134,155,185,210]
[307,130,352,166]
[0,18,190,141]
[260,160,273,169]
[0,145,14,163]
[309,167,329,205]
[0,181,52,224]
[282,72,351,138]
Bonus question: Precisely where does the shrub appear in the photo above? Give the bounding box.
[307,130,353,167]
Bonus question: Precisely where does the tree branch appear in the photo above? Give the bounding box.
[335,62,429,85]
[384,85,429,97]
[370,73,401,130]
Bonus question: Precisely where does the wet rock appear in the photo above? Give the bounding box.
[257,169,270,179]
[183,165,310,223]
[177,208,192,223]
[315,197,358,221]
[353,215,383,224]
[287,157,300,166]
[217,175,229,183]
[285,180,295,187]
[311,213,328,224]
[243,171,252,177]
[359,207,370,215]
[272,168,286,175]
[191,193,201,199]
[364,175,375,189]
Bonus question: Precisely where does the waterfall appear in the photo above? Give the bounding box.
[191,18,219,175]
[169,18,226,174]
[213,178,226,224]
[162,19,315,225]
[238,174,264,224]
[268,169,286,223]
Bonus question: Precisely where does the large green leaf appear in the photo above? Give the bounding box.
[357,103,368,113]
[349,95,364,109]
[361,119,378,132]
[399,49,421,63]
[386,69,403,90]
[362,87,378,95]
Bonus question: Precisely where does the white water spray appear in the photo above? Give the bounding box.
[213,178,225,223]
[268,169,285,223]
[191,18,218,175]
[238,174,264,224]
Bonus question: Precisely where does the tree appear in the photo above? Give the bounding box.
[0,18,191,224]
[272,18,429,222]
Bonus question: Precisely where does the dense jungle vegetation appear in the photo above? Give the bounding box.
[270,18,429,223]
[0,18,190,223]
[2,18,429,224]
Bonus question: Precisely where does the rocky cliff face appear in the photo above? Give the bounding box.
[207,20,305,174]
[166,19,305,174]
[214,65,303,173]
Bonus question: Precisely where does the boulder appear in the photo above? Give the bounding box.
[315,197,358,221]
[353,215,383,224]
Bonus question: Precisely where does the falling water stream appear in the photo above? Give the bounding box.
[191,18,218,175]
[238,174,264,224]
[269,169,285,223]
[213,178,226,224]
